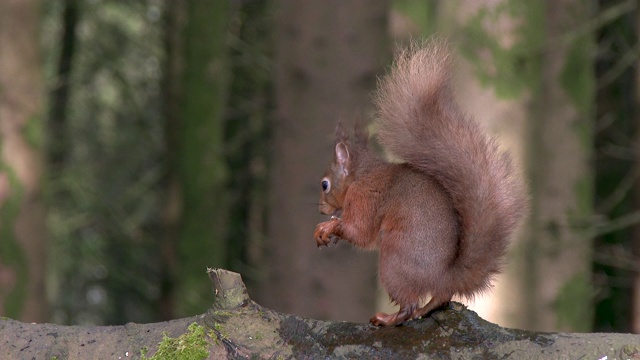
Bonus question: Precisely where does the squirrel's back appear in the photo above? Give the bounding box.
[374,39,529,298]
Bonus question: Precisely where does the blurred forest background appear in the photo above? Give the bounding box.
[3,0,640,334]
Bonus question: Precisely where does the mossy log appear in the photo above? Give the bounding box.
[1,269,639,359]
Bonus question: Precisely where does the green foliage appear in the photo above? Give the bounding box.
[561,41,594,118]
[560,26,594,163]
[23,114,44,149]
[393,0,438,36]
[140,323,210,360]
[458,0,544,99]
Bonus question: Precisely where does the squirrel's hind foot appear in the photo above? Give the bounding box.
[369,295,452,326]
[411,295,452,320]
[369,304,417,326]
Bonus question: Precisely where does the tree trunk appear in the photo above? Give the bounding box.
[47,0,78,171]
[633,0,640,334]
[441,0,595,332]
[0,0,49,323]
[1,269,639,359]
[528,0,595,332]
[163,0,231,318]
[222,0,272,291]
[257,0,389,322]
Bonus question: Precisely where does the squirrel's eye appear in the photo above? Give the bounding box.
[321,178,331,193]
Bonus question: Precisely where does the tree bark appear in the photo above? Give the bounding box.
[527,0,595,332]
[0,0,49,323]
[162,0,231,318]
[258,0,389,323]
[47,0,79,171]
[631,0,640,334]
[1,269,639,359]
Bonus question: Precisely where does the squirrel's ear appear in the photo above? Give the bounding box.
[335,142,350,176]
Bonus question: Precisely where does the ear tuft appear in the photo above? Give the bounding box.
[335,120,348,145]
[353,118,369,149]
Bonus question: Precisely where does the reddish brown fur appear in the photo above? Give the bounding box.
[314,39,528,326]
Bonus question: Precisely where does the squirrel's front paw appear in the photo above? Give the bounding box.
[314,218,340,247]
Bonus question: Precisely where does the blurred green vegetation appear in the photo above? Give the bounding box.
[44,0,166,325]
[42,0,272,325]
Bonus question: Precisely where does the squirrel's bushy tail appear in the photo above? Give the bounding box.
[374,39,528,297]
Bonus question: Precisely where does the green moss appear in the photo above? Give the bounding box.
[207,330,218,345]
[554,273,593,331]
[623,344,640,357]
[212,322,229,340]
[141,323,210,360]
[212,310,233,317]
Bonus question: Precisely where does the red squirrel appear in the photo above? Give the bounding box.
[313,39,528,326]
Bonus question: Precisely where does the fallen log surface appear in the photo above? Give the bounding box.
[1,269,639,359]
